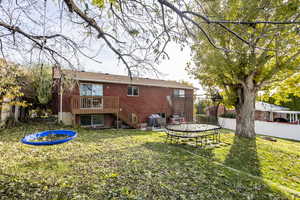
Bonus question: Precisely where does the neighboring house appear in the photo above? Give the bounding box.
[52,67,194,128]
[254,101,289,121]
[207,101,290,122]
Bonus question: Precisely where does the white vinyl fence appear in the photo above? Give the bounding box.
[218,117,300,141]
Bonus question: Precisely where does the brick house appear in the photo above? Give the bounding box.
[254,101,289,121]
[52,68,194,128]
[207,101,289,121]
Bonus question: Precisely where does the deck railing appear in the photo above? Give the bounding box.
[71,96,119,114]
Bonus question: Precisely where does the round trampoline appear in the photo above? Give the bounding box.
[165,123,221,147]
[21,130,77,146]
[166,123,221,132]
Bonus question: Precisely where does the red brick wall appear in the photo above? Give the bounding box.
[103,83,193,122]
[52,80,194,124]
[206,105,232,116]
[104,114,114,127]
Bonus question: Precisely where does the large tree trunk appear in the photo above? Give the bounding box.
[235,86,256,138]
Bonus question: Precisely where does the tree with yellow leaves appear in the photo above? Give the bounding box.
[0,59,27,126]
[260,71,300,110]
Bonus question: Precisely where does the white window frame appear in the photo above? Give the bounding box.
[127,85,139,96]
[80,115,104,127]
[80,83,103,96]
[174,89,185,97]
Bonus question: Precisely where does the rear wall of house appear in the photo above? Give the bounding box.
[52,80,194,125]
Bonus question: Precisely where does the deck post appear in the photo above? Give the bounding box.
[72,114,76,127]
[59,77,63,123]
[116,111,119,129]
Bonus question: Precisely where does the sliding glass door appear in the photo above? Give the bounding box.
[80,115,104,126]
[79,83,103,109]
[80,83,103,96]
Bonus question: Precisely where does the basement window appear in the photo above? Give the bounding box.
[128,86,139,96]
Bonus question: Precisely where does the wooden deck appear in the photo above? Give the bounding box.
[71,96,119,114]
[71,95,140,128]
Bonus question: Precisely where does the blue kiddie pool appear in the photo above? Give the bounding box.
[21,130,77,146]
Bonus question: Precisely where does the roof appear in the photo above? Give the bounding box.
[272,110,300,114]
[57,69,194,89]
[255,101,289,112]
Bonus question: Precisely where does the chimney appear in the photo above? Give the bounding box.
[52,64,61,79]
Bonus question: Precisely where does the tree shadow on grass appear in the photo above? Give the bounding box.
[222,135,296,199]
[143,138,292,199]
[3,137,293,200]
[143,140,216,159]
[224,135,261,176]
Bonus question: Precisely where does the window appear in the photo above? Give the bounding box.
[131,113,138,124]
[157,113,166,118]
[128,86,139,96]
[80,115,104,126]
[173,89,185,97]
[80,83,103,96]
[80,115,92,126]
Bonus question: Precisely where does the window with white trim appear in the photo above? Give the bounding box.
[80,83,103,96]
[128,86,139,96]
[173,89,185,97]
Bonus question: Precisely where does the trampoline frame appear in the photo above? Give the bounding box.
[165,124,221,147]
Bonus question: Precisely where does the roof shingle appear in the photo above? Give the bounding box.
[57,70,194,89]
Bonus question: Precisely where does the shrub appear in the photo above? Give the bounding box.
[4,116,17,128]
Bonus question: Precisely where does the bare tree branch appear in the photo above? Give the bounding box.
[0,0,298,80]
[63,0,133,78]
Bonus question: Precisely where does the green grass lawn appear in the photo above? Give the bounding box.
[0,123,299,200]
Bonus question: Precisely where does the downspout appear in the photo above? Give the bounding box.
[59,76,63,123]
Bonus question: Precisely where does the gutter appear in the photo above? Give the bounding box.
[74,77,195,90]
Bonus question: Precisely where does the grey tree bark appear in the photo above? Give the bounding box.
[235,83,257,138]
